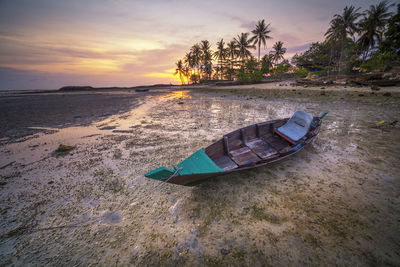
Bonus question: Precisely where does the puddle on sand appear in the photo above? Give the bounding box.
[157,90,192,101]
[0,93,180,166]
[99,211,123,225]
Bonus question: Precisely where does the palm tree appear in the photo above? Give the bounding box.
[234,33,255,68]
[174,59,186,85]
[250,19,272,61]
[226,40,238,80]
[213,39,227,80]
[325,17,343,44]
[200,40,213,80]
[261,53,274,73]
[325,5,362,70]
[379,3,400,54]
[325,19,342,67]
[190,43,201,79]
[358,0,394,62]
[271,41,286,65]
[184,52,195,83]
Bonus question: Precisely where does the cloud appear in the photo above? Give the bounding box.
[217,13,257,32]
[0,33,182,75]
[0,41,188,89]
[4,0,380,90]
[286,43,311,54]
[0,66,174,90]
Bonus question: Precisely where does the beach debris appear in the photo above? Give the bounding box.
[55,144,75,153]
[376,120,385,126]
[0,161,15,169]
[99,126,117,130]
[370,85,380,91]
[383,92,391,97]
[373,120,398,130]
[112,130,134,134]
[169,198,183,217]
[178,101,184,105]
[220,248,230,255]
[295,73,400,87]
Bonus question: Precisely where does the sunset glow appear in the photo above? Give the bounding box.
[0,0,386,90]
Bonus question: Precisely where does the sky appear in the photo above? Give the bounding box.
[0,0,391,90]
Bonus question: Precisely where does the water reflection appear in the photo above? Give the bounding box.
[157,90,191,101]
[210,103,221,113]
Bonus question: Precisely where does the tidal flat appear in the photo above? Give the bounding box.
[0,87,399,266]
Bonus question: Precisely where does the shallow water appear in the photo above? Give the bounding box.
[0,89,399,265]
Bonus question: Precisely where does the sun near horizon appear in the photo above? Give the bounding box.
[0,0,387,90]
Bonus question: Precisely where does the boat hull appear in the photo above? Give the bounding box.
[163,118,321,186]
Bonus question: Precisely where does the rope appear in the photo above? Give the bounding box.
[156,167,183,187]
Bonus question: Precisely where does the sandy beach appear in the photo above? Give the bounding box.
[0,85,399,265]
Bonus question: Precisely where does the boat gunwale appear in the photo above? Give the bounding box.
[165,117,321,185]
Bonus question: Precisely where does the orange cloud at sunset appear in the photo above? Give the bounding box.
[0,0,385,90]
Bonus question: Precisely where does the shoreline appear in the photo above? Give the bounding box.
[0,88,399,265]
[1,83,398,143]
[0,89,168,142]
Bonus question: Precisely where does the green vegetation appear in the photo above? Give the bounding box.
[55,144,75,153]
[294,67,308,78]
[174,19,289,84]
[293,1,398,74]
[361,51,398,72]
[236,58,263,83]
[174,1,399,83]
[249,205,282,224]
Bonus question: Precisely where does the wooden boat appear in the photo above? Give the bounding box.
[145,111,328,186]
[135,88,149,92]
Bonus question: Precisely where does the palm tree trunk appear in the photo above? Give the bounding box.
[338,40,344,73]
[258,41,261,61]
[230,60,233,80]
[220,58,223,80]
[339,48,343,73]
[362,47,369,63]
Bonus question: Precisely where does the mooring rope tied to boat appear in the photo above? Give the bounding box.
[157,167,183,187]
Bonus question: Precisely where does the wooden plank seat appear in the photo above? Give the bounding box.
[213,155,238,171]
[228,146,261,167]
[262,134,291,152]
[246,138,278,160]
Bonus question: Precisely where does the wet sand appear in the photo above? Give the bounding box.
[0,89,168,142]
[0,87,399,265]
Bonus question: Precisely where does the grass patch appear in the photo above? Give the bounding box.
[55,144,75,153]
[248,205,283,224]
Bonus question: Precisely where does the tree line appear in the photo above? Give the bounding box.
[292,1,399,76]
[174,19,288,84]
[175,1,399,84]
